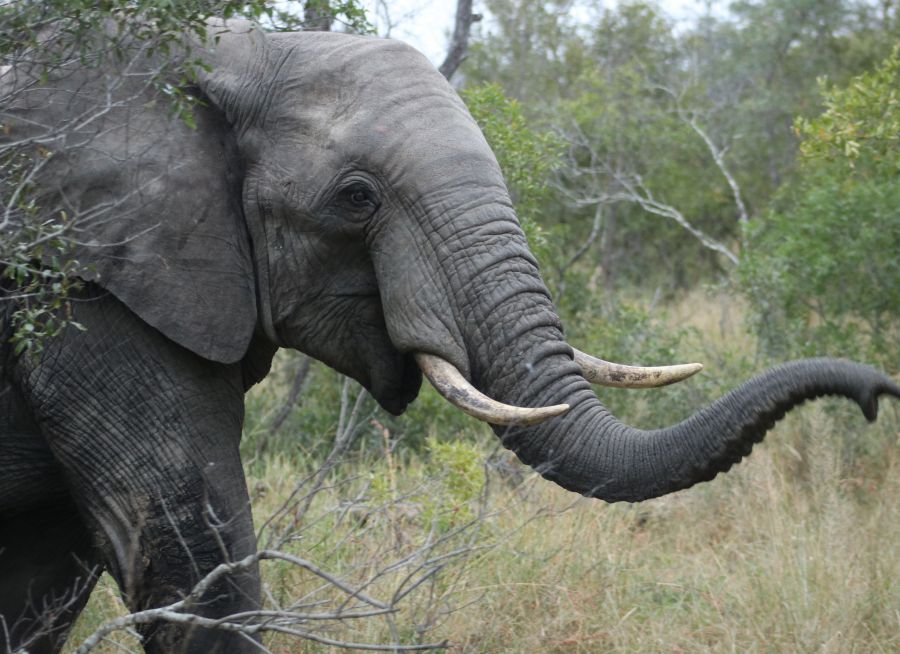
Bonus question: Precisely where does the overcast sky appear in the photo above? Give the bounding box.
[359,1,723,64]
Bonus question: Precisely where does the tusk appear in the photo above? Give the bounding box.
[574,349,703,389]
[414,352,570,426]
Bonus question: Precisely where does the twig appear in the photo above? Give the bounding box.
[73,549,453,654]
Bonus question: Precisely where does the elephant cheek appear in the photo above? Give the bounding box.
[271,295,421,414]
[348,307,422,414]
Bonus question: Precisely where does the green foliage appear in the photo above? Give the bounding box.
[0,1,372,62]
[461,83,562,266]
[741,49,900,370]
[365,435,486,534]
[462,0,900,293]
[421,437,486,531]
[795,47,900,173]
[0,149,84,355]
[3,256,84,358]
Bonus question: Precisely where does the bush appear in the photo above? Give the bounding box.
[740,49,900,371]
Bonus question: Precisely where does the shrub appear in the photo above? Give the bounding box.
[740,49,900,371]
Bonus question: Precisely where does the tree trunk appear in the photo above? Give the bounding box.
[439,0,481,81]
[303,1,333,32]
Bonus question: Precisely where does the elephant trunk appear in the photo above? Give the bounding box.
[489,352,898,501]
[429,210,900,502]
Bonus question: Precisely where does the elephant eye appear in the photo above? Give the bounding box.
[350,188,369,204]
[345,184,376,208]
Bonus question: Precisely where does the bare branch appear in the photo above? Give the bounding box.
[685,113,749,226]
[652,81,750,232]
[560,120,740,266]
[439,0,482,81]
[73,549,450,654]
[606,172,740,266]
[268,354,312,435]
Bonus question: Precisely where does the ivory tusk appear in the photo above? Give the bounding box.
[574,349,703,389]
[414,352,570,426]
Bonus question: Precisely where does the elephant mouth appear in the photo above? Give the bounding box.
[375,351,421,415]
[336,292,422,415]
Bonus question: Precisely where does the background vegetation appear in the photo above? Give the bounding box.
[2,0,897,652]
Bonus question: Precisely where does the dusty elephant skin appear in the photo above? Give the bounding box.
[1,19,898,654]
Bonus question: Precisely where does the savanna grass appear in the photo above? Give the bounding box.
[64,293,899,653]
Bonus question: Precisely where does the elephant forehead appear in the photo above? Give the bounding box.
[268,34,469,129]
[245,33,507,191]
[272,31,445,92]
[268,98,497,185]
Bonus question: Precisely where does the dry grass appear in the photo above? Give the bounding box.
[443,409,898,653]
[65,406,899,653]
[64,293,899,652]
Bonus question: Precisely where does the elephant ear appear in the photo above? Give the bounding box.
[4,22,269,363]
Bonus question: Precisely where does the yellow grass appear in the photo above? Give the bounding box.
[65,409,899,653]
[64,293,899,652]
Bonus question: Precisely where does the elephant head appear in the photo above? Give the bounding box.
[9,20,898,502]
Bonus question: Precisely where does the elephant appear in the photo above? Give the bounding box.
[1,18,897,654]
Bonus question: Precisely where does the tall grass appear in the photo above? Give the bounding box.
[64,293,899,652]
[443,408,898,653]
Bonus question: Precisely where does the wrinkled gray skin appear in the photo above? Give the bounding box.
[1,21,897,654]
